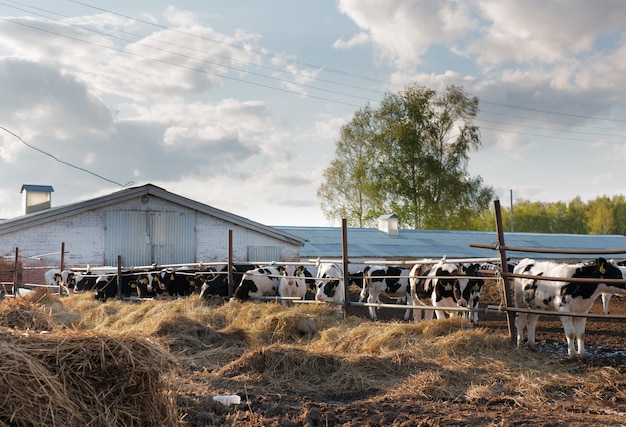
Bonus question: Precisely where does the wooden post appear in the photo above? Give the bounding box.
[60,242,65,272]
[116,255,123,299]
[342,218,350,316]
[493,199,516,343]
[227,230,234,298]
[12,247,19,295]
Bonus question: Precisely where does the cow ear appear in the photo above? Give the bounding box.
[597,258,608,274]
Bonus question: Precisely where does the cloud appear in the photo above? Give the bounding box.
[337,0,477,68]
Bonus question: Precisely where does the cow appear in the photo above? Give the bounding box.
[94,273,137,302]
[233,265,285,300]
[458,263,484,326]
[314,262,344,307]
[133,271,163,299]
[358,265,412,321]
[199,264,257,299]
[158,268,200,297]
[409,261,460,322]
[43,268,73,295]
[278,265,308,306]
[513,257,626,358]
[74,273,100,292]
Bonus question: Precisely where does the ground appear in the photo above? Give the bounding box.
[175,290,626,427]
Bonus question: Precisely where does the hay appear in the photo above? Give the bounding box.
[0,330,179,427]
[0,297,56,331]
[217,343,409,397]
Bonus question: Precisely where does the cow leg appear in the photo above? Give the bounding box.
[601,293,611,315]
[367,293,378,320]
[515,312,526,348]
[560,316,577,358]
[469,303,479,327]
[573,317,588,358]
[403,294,413,321]
[434,308,446,320]
[358,284,368,303]
[525,313,539,351]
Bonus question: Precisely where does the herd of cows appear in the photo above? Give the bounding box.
[36,257,626,358]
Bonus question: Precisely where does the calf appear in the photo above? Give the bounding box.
[359,265,412,321]
[409,261,461,322]
[278,265,307,306]
[513,257,626,358]
[458,263,484,326]
[94,273,136,302]
[159,268,199,297]
[233,266,284,300]
[200,264,257,299]
[314,262,344,306]
[43,268,72,295]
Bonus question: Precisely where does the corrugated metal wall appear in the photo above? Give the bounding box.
[104,211,196,266]
[247,246,282,263]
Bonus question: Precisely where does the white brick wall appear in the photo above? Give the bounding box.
[0,194,302,270]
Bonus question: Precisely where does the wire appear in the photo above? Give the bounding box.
[0,127,134,187]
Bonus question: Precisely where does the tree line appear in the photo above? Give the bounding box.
[317,83,625,236]
[470,196,626,235]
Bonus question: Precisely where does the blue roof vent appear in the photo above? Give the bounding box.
[20,184,54,214]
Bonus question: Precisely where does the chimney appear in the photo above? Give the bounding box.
[21,184,54,214]
[377,214,399,236]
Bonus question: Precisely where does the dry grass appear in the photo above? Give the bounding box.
[0,292,623,426]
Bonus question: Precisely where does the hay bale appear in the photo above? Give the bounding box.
[0,298,56,331]
[0,340,88,427]
[0,330,179,427]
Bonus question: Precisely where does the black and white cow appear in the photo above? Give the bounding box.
[158,268,200,297]
[233,265,285,300]
[513,257,626,358]
[409,261,482,324]
[358,265,412,321]
[43,268,73,295]
[458,263,484,326]
[278,265,308,306]
[199,264,257,299]
[314,262,344,306]
[94,273,137,302]
[409,261,456,322]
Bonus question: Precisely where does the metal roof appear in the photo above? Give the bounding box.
[0,184,305,246]
[276,226,626,261]
[20,185,54,193]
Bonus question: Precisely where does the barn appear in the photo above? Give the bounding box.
[0,183,305,282]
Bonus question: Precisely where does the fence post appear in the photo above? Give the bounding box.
[12,247,19,295]
[60,242,65,272]
[342,218,350,317]
[228,230,234,298]
[493,199,516,343]
[117,255,123,299]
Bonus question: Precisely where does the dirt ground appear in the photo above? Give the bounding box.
[176,287,626,427]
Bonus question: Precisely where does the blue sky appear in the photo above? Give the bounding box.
[0,1,625,227]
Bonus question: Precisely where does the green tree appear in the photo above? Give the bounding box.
[318,84,495,229]
[317,106,381,227]
[587,196,615,234]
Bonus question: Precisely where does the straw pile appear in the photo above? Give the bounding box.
[0,296,56,331]
[0,297,179,426]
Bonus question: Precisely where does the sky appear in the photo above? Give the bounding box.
[1,1,626,227]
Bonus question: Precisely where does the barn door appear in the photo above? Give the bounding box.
[104,211,196,266]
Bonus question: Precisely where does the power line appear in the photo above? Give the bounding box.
[2,1,625,135]
[0,127,134,187]
[0,0,383,104]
